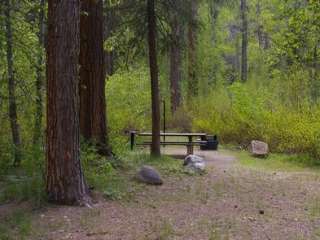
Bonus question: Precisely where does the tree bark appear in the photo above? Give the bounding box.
[209,1,219,44]
[5,0,22,166]
[80,0,111,156]
[187,0,198,99]
[104,2,116,77]
[240,0,248,82]
[46,0,90,205]
[169,15,182,114]
[33,0,46,146]
[147,0,161,157]
[236,35,241,80]
[255,1,270,50]
[256,1,263,49]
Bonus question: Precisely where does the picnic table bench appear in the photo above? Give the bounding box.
[130,131,208,155]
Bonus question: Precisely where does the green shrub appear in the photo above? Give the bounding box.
[190,82,320,162]
[106,67,151,155]
[0,144,46,207]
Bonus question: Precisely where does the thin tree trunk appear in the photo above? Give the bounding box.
[311,42,319,102]
[209,2,220,85]
[255,1,270,50]
[5,0,22,166]
[147,0,160,157]
[236,35,241,81]
[240,0,248,82]
[169,16,182,114]
[256,1,263,49]
[209,1,219,44]
[105,51,115,77]
[46,0,90,205]
[80,0,111,156]
[33,0,46,146]
[187,0,198,99]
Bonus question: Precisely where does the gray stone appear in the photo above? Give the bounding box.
[137,166,163,185]
[183,154,204,166]
[249,140,269,157]
[184,155,206,173]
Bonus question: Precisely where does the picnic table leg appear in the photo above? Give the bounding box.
[187,136,193,155]
[130,131,135,150]
[187,144,193,155]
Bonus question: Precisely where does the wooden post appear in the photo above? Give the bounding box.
[187,136,193,155]
[187,143,193,155]
[130,131,136,150]
[163,100,166,144]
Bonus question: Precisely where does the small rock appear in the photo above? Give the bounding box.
[183,155,206,173]
[137,166,163,185]
[249,140,269,157]
[183,155,204,166]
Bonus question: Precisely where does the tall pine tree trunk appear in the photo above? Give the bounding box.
[240,0,248,82]
[80,0,111,156]
[147,0,160,157]
[46,0,90,205]
[187,0,198,99]
[104,2,115,77]
[33,0,46,146]
[5,0,22,166]
[169,16,182,114]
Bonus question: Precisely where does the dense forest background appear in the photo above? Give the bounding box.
[0,0,319,201]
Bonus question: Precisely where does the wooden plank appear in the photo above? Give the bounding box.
[138,132,207,137]
[137,141,207,145]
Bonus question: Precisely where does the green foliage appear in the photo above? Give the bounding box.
[231,147,320,172]
[191,81,320,161]
[81,142,184,201]
[0,209,32,240]
[0,0,319,209]
[106,66,151,154]
[0,145,46,206]
[81,144,128,200]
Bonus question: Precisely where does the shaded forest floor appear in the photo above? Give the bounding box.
[2,147,320,240]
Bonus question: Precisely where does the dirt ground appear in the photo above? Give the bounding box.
[12,147,320,239]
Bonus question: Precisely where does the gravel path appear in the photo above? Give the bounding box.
[28,147,320,240]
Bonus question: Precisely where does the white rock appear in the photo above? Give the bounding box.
[184,155,206,173]
[183,155,204,165]
[249,140,269,157]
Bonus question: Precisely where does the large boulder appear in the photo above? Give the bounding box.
[137,166,163,185]
[184,155,206,173]
[249,140,269,157]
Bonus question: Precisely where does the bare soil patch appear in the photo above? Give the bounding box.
[3,147,320,240]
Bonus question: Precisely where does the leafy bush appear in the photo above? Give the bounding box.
[106,67,151,154]
[191,82,320,161]
[0,145,46,207]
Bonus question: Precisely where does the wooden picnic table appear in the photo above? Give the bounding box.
[130,131,207,155]
[138,132,207,137]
